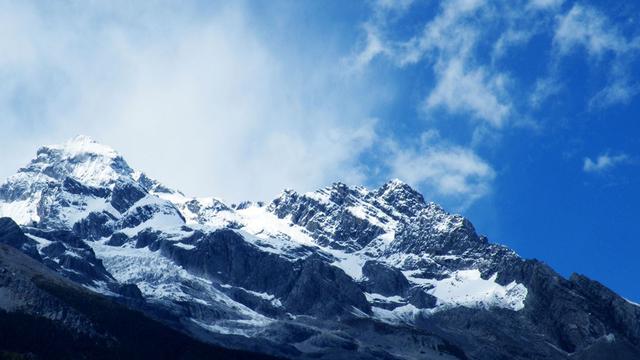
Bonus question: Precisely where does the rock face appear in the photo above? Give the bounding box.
[0,217,41,261]
[361,261,410,296]
[0,135,639,359]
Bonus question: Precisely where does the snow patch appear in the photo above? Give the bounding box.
[173,243,195,250]
[371,304,421,324]
[25,233,53,251]
[327,250,365,280]
[191,317,272,338]
[236,205,315,247]
[0,197,40,225]
[119,197,185,237]
[59,196,119,227]
[365,292,405,303]
[426,269,528,311]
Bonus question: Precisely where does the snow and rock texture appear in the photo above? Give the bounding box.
[0,226,278,359]
[1,136,640,359]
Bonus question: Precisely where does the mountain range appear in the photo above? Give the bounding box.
[0,135,638,359]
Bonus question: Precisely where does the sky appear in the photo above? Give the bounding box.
[0,0,639,300]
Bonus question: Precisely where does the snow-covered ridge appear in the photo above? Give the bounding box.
[0,136,530,341]
[3,136,640,359]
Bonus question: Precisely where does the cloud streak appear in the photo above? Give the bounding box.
[386,131,495,209]
[354,0,527,128]
[554,4,640,108]
[583,153,630,173]
[554,4,631,57]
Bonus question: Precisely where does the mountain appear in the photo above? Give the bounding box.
[0,218,278,360]
[0,135,639,359]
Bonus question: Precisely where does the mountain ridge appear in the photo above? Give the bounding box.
[0,136,639,359]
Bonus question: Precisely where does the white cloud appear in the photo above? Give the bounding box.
[589,58,640,108]
[351,22,389,70]
[554,4,640,108]
[396,0,484,66]
[583,153,629,173]
[590,81,639,109]
[354,0,513,128]
[554,5,629,57]
[425,59,510,127]
[492,28,535,60]
[530,77,562,107]
[386,132,495,208]
[357,0,640,127]
[0,1,384,202]
[374,0,415,12]
[410,0,512,128]
[527,0,564,10]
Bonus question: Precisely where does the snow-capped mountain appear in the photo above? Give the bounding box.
[1,136,639,359]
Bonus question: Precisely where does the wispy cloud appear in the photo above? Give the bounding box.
[0,1,384,202]
[554,4,640,108]
[583,153,630,173]
[374,0,415,12]
[353,0,513,128]
[403,0,513,128]
[554,4,631,57]
[527,0,564,10]
[386,131,495,209]
[530,77,563,108]
[351,22,389,70]
[425,59,510,128]
[590,80,639,108]
[356,0,640,123]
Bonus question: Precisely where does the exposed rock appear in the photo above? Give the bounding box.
[361,260,410,296]
[0,218,41,261]
[110,181,146,214]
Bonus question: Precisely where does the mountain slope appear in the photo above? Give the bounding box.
[0,219,279,360]
[0,135,639,359]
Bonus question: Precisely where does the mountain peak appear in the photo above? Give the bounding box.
[43,135,119,159]
[20,135,133,187]
[378,178,414,193]
[376,179,425,215]
[386,178,406,186]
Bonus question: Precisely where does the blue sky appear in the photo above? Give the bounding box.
[0,0,639,300]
